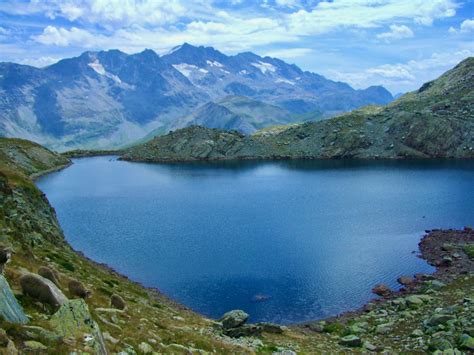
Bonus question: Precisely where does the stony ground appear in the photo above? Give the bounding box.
[0,137,473,354]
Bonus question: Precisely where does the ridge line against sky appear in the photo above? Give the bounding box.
[0,0,473,93]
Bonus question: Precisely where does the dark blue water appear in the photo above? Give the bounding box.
[37,157,474,324]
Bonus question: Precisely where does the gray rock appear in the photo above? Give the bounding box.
[397,275,414,286]
[258,322,285,334]
[0,275,28,324]
[138,341,154,354]
[224,324,262,338]
[427,314,455,326]
[411,329,424,337]
[376,322,393,334]
[21,325,61,343]
[20,272,67,309]
[363,341,377,351]
[340,335,362,347]
[406,295,426,308]
[23,340,47,351]
[50,299,107,355]
[307,322,325,332]
[220,310,249,329]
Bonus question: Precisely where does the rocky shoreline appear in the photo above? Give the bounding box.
[297,228,474,352]
[1,137,473,353]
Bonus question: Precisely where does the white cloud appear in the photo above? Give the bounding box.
[376,24,414,41]
[447,18,474,34]
[287,0,457,36]
[460,19,474,33]
[0,0,187,28]
[265,48,314,59]
[326,49,473,93]
[19,56,61,68]
[275,0,301,7]
[33,26,104,47]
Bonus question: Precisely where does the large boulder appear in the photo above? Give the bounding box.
[0,275,28,324]
[340,335,362,347]
[372,284,391,297]
[220,310,249,329]
[50,299,107,355]
[20,273,67,309]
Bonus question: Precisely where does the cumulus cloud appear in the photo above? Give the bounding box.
[287,0,457,35]
[33,26,105,47]
[460,19,474,33]
[448,18,474,34]
[376,25,414,41]
[326,49,473,93]
[24,0,460,54]
[0,0,187,28]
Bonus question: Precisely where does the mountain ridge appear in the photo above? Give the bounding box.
[121,57,474,161]
[0,44,393,150]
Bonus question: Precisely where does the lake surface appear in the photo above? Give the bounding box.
[37,157,474,324]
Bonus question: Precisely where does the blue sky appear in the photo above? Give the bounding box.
[0,0,473,93]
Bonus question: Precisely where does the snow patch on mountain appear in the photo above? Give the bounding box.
[206,60,224,68]
[275,78,295,85]
[88,60,122,84]
[251,61,277,75]
[88,60,106,75]
[172,63,199,77]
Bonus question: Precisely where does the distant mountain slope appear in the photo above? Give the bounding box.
[168,95,313,134]
[122,57,474,161]
[1,44,393,150]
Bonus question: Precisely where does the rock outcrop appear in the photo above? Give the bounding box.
[20,273,68,309]
[50,299,107,355]
[0,275,28,324]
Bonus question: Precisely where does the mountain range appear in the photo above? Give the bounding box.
[122,57,474,161]
[0,43,393,150]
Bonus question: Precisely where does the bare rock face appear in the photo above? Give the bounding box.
[38,266,61,286]
[20,272,67,309]
[68,279,90,299]
[110,294,126,310]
